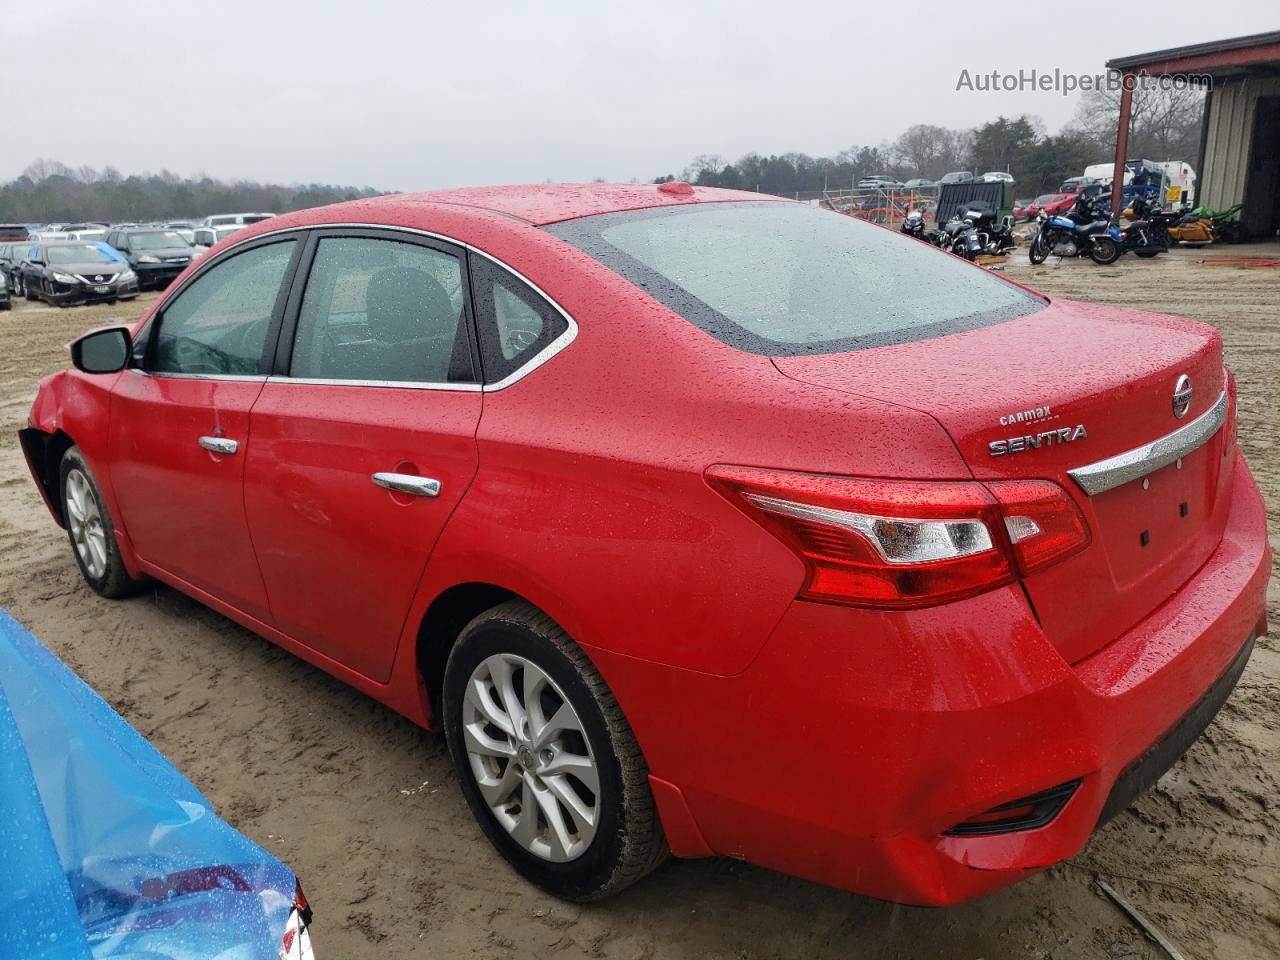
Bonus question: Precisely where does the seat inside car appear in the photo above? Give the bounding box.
[310,264,472,383]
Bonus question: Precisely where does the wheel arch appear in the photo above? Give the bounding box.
[415,582,520,724]
[19,426,76,526]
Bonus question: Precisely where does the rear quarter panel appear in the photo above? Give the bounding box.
[406,229,973,678]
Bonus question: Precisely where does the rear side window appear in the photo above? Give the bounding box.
[152,240,296,375]
[289,236,474,384]
[546,202,1043,355]
[468,255,568,384]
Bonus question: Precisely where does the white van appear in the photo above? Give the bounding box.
[201,212,276,227]
[1155,161,1196,207]
[1082,161,1195,207]
[1083,162,1126,185]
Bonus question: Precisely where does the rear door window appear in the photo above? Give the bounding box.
[287,235,475,384]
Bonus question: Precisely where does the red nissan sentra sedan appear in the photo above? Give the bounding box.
[21,183,1270,905]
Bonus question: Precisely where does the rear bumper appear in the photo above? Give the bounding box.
[595,453,1270,905]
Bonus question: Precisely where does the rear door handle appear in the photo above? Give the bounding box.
[198,436,239,455]
[372,472,441,498]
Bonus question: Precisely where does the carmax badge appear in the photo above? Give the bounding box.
[989,424,1088,457]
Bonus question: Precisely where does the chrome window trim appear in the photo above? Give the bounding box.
[265,375,482,392]
[182,221,579,392]
[1067,389,1229,496]
[131,369,267,382]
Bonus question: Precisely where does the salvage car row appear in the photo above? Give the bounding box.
[0,213,277,307]
[1,232,201,307]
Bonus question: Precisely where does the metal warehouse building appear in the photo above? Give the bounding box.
[1107,31,1280,239]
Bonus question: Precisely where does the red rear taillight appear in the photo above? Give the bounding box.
[986,479,1090,574]
[708,466,1088,609]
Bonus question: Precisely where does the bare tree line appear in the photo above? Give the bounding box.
[0,159,385,224]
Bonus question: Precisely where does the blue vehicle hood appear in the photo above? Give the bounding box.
[0,610,298,959]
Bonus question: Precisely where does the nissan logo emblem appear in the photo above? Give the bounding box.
[1172,374,1193,419]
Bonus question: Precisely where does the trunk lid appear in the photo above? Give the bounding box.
[774,298,1234,663]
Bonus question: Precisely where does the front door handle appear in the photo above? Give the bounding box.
[372,472,441,498]
[198,436,239,455]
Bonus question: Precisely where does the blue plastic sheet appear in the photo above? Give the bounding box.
[0,609,298,959]
[87,243,127,263]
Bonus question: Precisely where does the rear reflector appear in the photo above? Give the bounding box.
[943,779,1081,836]
[707,466,1089,609]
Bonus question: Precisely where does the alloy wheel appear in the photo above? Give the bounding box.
[461,653,600,862]
[65,468,107,579]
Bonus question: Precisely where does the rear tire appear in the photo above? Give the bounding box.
[1135,250,1162,258]
[443,600,668,901]
[59,446,147,598]
[1089,237,1122,264]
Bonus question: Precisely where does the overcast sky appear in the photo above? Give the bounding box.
[4,1,1276,189]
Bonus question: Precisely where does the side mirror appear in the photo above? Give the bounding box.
[71,327,133,375]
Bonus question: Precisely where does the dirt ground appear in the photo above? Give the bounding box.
[0,244,1276,960]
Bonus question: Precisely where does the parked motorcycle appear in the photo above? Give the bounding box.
[967,202,1016,256]
[1120,195,1170,258]
[1156,203,1245,247]
[941,209,984,260]
[1166,212,1217,246]
[900,209,942,246]
[1028,210,1123,265]
[937,203,1016,260]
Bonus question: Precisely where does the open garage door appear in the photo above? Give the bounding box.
[1243,97,1280,238]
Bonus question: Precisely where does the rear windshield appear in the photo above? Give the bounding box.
[546,202,1044,354]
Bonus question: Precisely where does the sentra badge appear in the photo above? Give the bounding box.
[989,424,1087,457]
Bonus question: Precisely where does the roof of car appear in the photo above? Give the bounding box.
[363,182,785,226]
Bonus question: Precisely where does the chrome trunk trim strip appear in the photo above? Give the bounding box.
[1067,389,1228,495]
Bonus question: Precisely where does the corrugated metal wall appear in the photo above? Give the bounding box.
[1201,74,1280,210]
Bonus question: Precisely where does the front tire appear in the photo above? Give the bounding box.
[60,446,146,598]
[1028,233,1048,264]
[443,601,668,900]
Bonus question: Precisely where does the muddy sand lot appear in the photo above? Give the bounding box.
[0,247,1276,959]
